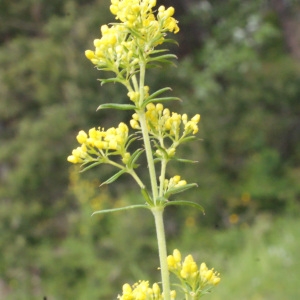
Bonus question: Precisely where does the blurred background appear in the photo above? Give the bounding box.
[1,0,300,299]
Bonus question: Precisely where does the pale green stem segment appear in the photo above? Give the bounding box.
[136,62,170,299]
[106,158,145,189]
[186,293,196,300]
[159,158,167,197]
[137,112,159,200]
[137,62,159,202]
[128,169,145,189]
[152,207,170,300]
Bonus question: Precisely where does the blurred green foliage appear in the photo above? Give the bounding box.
[1,0,300,298]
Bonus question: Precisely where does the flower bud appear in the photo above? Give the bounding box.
[192,114,201,123]
[156,103,163,112]
[76,130,88,144]
[165,7,175,17]
[173,249,181,262]
[93,39,101,47]
[85,50,95,60]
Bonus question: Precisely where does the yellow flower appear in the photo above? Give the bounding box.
[85,0,180,70]
[118,280,163,300]
[67,155,78,164]
[67,144,88,164]
[76,130,88,144]
[180,254,198,279]
[130,103,200,161]
[127,91,139,102]
[167,248,181,271]
[200,262,221,286]
[176,180,187,187]
[165,176,187,191]
[168,249,221,297]
[157,5,179,33]
[84,50,95,60]
[119,283,133,300]
[183,114,201,135]
[170,290,176,300]
[118,280,175,300]
[67,123,130,165]
[191,114,201,123]
[130,119,140,130]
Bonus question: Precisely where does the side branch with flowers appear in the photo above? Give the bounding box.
[67,0,220,299]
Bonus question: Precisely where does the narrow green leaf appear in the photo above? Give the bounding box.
[149,60,176,67]
[151,97,181,102]
[80,161,102,173]
[150,49,169,54]
[125,136,139,151]
[180,136,199,143]
[146,87,172,101]
[97,103,136,111]
[172,158,198,164]
[143,97,181,108]
[127,148,144,169]
[98,78,125,85]
[164,200,205,214]
[163,38,179,45]
[164,183,198,199]
[95,66,110,71]
[92,204,150,216]
[141,188,154,206]
[145,63,162,69]
[149,54,178,62]
[100,169,126,186]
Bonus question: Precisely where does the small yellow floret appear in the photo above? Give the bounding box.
[173,249,182,262]
[156,103,163,112]
[165,7,175,17]
[172,175,181,184]
[67,155,77,164]
[130,119,140,129]
[76,130,88,144]
[192,114,201,123]
[176,180,187,187]
[85,50,95,60]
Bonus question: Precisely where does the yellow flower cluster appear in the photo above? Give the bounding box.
[118,281,176,300]
[110,0,179,33]
[85,0,179,70]
[130,103,201,141]
[67,122,130,165]
[163,175,187,192]
[127,85,150,103]
[167,249,221,296]
[110,0,156,27]
[85,24,137,70]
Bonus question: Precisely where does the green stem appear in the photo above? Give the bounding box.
[129,169,145,189]
[152,207,170,300]
[131,74,139,95]
[159,158,167,197]
[137,62,158,202]
[138,63,145,108]
[137,61,170,298]
[138,112,159,200]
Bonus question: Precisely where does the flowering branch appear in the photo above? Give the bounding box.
[67,0,220,299]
